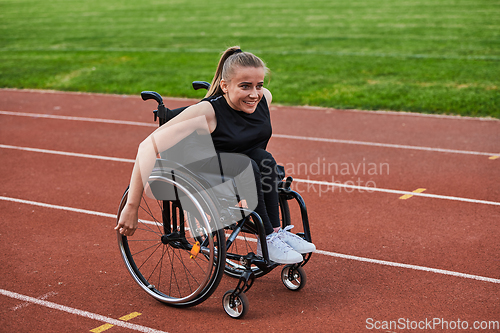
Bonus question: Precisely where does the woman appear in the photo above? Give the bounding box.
[115,46,315,264]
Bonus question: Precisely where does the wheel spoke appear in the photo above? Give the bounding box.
[139,195,163,235]
[134,242,163,271]
[117,172,225,306]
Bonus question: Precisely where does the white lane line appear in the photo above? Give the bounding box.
[315,250,500,284]
[1,195,499,285]
[0,289,168,333]
[11,291,58,311]
[0,110,157,127]
[292,178,500,206]
[1,110,498,157]
[0,144,135,163]
[0,195,117,218]
[1,47,499,61]
[1,144,499,207]
[273,134,500,157]
[3,97,499,122]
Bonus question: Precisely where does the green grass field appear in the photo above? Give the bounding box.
[1,0,499,117]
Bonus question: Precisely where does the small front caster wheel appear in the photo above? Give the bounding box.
[281,265,306,291]
[222,289,249,319]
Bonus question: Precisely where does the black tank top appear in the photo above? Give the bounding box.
[204,94,272,154]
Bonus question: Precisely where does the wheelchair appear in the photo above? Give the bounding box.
[116,82,313,318]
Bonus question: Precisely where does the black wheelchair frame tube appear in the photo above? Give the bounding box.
[279,188,312,243]
[225,207,271,265]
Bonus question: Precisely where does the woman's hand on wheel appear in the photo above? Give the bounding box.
[115,204,139,236]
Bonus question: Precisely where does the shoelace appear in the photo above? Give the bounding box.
[267,233,295,252]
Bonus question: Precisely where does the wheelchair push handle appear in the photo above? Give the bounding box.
[192,81,211,91]
[141,91,163,105]
[141,81,211,125]
[141,81,210,105]
[141,91,167,124]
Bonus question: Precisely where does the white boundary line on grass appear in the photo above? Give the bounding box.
[1,195,499,284]
[1,143,499,207]
[1,110,499,157]
[0,289,168,333]
[1,47,499,61]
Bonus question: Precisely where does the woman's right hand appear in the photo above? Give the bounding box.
[115,203,139,236]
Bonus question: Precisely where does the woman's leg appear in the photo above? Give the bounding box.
[245,149,281,230]
[202,151,303,264]
[196,152,275,235]
[245,149,316,255]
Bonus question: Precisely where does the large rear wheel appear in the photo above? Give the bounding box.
[117,171,226,307]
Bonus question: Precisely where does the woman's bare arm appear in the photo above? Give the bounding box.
[114,101,216,236]
[263,88,272,107]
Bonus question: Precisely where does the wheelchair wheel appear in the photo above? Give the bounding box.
[222,289,249,319]
[281,265,306,291]
[117,171,226,307]
[223,195,290,278]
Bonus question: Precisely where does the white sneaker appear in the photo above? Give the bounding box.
[257,233,303,264]
[278,225,316,254]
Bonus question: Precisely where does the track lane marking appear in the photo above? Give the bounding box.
[91,312,142,333]
[0,110,158,127]
[1,195,499,285]
[1,144,499,207]
[90,324,114,333]
[0,289,167,333]
[0,144,135,163]
[399,188,427,200]
[291,178,500,206]
[119,312,142,321]
[0,195,117,218]
[1,111,498,157]
[315,250,500,284]
[11,291,58,311]
[273,134,499,157]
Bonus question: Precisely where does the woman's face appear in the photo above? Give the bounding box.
[221,66,265,114]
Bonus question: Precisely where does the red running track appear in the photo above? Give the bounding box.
[1,89,499,332]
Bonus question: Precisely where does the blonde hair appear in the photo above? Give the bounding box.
[205,46,269,98]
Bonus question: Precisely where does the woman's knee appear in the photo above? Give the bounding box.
[218,153,253,176]
[248,149,277,175]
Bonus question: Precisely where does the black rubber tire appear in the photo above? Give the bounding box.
[222,289,249,319]
[281,265,307,291]
[117,169,226,307]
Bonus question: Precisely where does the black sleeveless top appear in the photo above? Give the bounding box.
[204,94,272,154]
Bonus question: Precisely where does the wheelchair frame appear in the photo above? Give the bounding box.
[116,82,313,318]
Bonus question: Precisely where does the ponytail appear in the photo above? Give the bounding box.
[205,46,269,98]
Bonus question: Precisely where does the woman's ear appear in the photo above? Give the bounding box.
[220,79,228,94]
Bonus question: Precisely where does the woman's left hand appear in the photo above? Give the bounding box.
[114,203,139,236]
